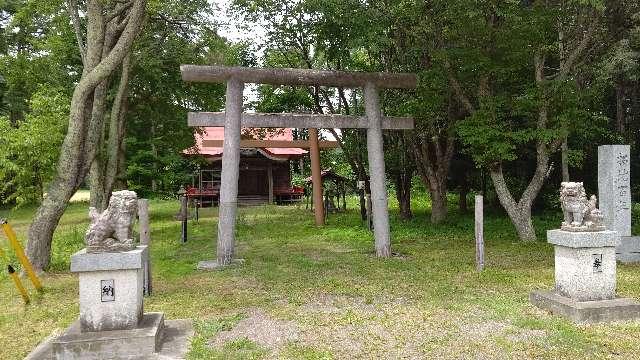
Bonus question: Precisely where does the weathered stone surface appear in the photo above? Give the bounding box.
[554,245,616,301]
[26,315,194,360]
[52,313,164,360]
[78,267,144,332]
[180,65,418,89]
[530,291,640,324]
[598,145,632,237]
[547,229,618,248]
[364,82,390,257]
[188,112,414,130]
[85,190,139,253]
[72,247,147,332]
[71,246,147,272]
[616,236,640,263]
[598,145,639,262]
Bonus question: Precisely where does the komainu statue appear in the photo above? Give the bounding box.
[559,182,605,232]
[85,190,138,253]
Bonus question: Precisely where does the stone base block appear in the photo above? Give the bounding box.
[53,313,164,360]
[197,258,245,270]
[71,247,147,332]
[547,229,618,248]
[530,290,640,324]
[616,236,640,263]
[554,246,616,301]
[26,314,194,360]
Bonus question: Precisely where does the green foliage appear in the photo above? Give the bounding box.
[124,0,238,196]
[0,87,68,205]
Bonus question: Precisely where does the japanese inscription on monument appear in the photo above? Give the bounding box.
[615,153,631,214]
[593,254,603,273]
[101,279,115,302]
[598,145,632,237]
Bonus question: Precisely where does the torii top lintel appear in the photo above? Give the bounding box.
[180,65,417,89]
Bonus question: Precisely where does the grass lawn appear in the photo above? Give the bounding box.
[1,195,640,359]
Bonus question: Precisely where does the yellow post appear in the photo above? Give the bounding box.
[8,265,30,304]
[1,219,43,292]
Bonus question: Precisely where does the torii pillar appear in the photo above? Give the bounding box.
[308,128,325,225]
[182,65,417,268]
[216,78,244,266]
[363,82,390,257]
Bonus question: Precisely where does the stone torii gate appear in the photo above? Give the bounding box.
[181,65,417,269]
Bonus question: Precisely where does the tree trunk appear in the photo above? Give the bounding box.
[561,136,569,182]
[413,135,455,224]
[103,54,132,203]
[430,179,448,224]
[616,77,626,136]
[88,80,110,210]
[459,184,468,213]
[150,119,158,193]
[25,0,147,270]
[489,166,537,241]
[394,173,412,220]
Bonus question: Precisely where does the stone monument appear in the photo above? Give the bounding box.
[27,191,193,360]
[598,145,640,263]
[530,183,640,323]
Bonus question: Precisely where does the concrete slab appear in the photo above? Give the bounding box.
[197,258,245,270]
[71,246,148,272]
[547,230,618,248]
[530,290,640,324]
[617,236,640,263]
[26,316,193,360]
[52,313,164,360]
[156,320,194,360]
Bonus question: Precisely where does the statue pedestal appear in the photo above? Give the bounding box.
[71,247,147,332]
[549,230,617,301]
[531,229,640,323]
[27,247,193,360]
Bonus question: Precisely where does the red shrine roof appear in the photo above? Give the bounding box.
[183,127,307,159]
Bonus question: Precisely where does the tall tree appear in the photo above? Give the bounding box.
[26,0,147,270]
[457,1,606,241]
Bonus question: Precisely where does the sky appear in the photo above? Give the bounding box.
[213,0,267,45]
[211,0,267,103]
[208,1,338,140]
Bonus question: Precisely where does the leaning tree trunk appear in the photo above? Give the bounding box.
[88,79,111,211]
[104,58,130,196]
[490,167,536,241]
[91,54,132,209]
[26,0,147,271]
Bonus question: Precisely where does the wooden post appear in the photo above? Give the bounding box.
[138,199,152,295]
[363,82,390,257]
[475,195,485,272]
[309,128,324,226]
[139,199,150,245]
[267,162,274,204]
[180,195,188,244]
[216,78,244,266]
[366,192,372,231]
[342,184,346,211]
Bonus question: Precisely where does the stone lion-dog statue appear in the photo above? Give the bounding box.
[559,182,605,232]
[85,190,138,252]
